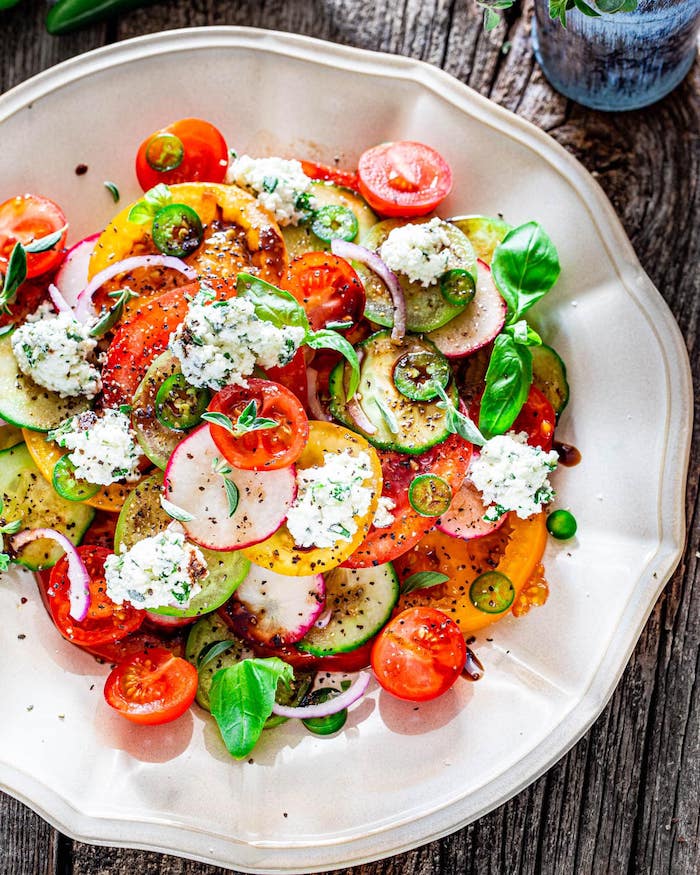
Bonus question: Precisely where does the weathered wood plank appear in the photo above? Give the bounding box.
[0,2,698,874]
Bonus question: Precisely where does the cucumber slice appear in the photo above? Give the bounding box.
[0,333,90,432]
[329,330,456,454]
[531,344,569,418]
[449,215,511,265]
[131,351,202,470]
[185,613,313,719]
[357,219,477,333]
[114,472,250,618]
[0,425,23,452]
[0,442,94,569]
[282,182,377,258]
[297,563,399,656]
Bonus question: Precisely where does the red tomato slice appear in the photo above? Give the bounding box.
[0,194,67,278]
[357,142,452,217]
[104,647,198,725]
[135,118,228,191]
[265,348,309,409]
[207,379,309,471]
[282,252,365,333]
[470,385,556,451]
[300,160,361,193]
[371,606,466,701]
[343,433,472,568]
[47,546,145,647]
[0,280,47,328]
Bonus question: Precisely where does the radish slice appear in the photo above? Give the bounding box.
[436,477,508,540]
[54,233,100,309]
[271,670,371,719]
[331,239,406,340]
[228,564,325,646]
[11,528,90,621]
[163,425,296,552]
[74,254,197,321]
[428,260,506,358]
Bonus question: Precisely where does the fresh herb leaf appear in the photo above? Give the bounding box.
[209,657,294,759]
[236,273,310,332]
[201,411,235,431]
[504,319,542,347]
[197,639,236,671]
[262,176,278,193]
[232,400,278,435]
[306,329,360,398]
[128,184,172,224]
[104,181,120,203]
[0,243,27,313]
[0,553,11,572]
[89,287,139,338]
[118,404,132,415]
[24,226,67,254]
[401,571,450,595]
[211,456,233,476]
[127,201,156,224]
[492,221,560,323]
[373,397,399,435]
[479,333,533,439]
[144,183,172,209]
[160,495,195,522]
[223,478,239,517]
[573,0,602,14]
[0,519,22,536]
[433,383,486,446]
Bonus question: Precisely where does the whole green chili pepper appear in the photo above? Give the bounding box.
[46,0,157,35]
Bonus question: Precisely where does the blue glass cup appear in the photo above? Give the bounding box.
[531,0,700,111]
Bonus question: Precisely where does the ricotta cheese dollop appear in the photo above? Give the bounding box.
[226,155,316,226]
[379,218,460,287]
[286,450,375,549]
[168,288,306,391]
[104,524,208,611]
[468,431,559,521]
[372,495,396,529]
[11,303,102,398]
[49,408,141,486]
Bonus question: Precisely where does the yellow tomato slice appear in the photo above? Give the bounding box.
[242,421,383,576]
[88,182,288,312]
[394,512,548,635]
[22,429,135,512]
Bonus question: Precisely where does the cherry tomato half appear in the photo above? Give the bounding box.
[135,118,228,191]
[48,546,144,647]
[208,379,309,471]
[300,160,361,193]
[0,194,67,278]
[283,252,365,333]
[371,606,466,701]
[357,142,452,218]
[103,647,198,725]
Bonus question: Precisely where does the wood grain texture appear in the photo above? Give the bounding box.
[0,1,698,874]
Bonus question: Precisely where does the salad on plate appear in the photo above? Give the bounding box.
[0,118,576,758]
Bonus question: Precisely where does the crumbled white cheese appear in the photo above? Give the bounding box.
[379,218,461,287]
[286,450,375,549]
[468,431,558,521]
[49,408,141,486]
[226,155,316,226]
[11,303,101,398]
[168,288,306,391]
[372,496,396,529]
[104,524,208,610]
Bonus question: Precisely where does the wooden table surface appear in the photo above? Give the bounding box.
[1,2,698,874]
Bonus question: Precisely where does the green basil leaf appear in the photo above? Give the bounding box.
[492,222,560,323]
[236,273,310,332]
[127,201,156,225]
[574,0,602,14]
[306,329,360,398]
[0,553,11,572]
[209,657,294,759]
[595,0,623,10]
[433,383,485,447]
[479,333,533,439]
[401,571,450,595]
[197,639,236,671]
[0,518,22,536]
[144,183,172,209]
[505,319,542,347]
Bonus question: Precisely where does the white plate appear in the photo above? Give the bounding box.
[0,27,692,875]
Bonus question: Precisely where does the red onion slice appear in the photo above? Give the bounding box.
[346,397,377,434]
[313,609,333,630]
[74,255,197,321]
[306,367,332,422]
[271,670,371,719]
[331,239,406,341]
[11,528,90,622]
[48,283,74,315]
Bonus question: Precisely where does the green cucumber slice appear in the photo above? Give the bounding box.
[114,472,250,617]
[449,215,511,265]
[357,219,477,333]
[282,182,377,258]
[297,563,399,656]
[185,613,313,720]
[329,330,456,454]
[0,425,23,452]
[0,442,94,569]
[531,344,569,418]
[0,333,90,432]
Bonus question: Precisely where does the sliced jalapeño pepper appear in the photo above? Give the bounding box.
[408,473,453,517]
[440,268,476,306]
[301,688,348,735]
[145,132,185,173]
[393,349,451,402]
[310,205,359,243]
[151,203,203,258]
[52,456,101,502]
[469,571,515,614]
[155,374,209,431]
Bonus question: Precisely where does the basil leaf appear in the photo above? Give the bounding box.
[209,657,294,759]
[492,222,560,324]
[197,639,236,671]
[479,333,533,439]
[505,319,542,347]
[574,0,602,14]
[127,201,156,224]
[433,383,485,447]
[401,571,450,595]
[0,553,11,572]
[306,329,360,398]
[144,183,172,209]
[236,273,310,332]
